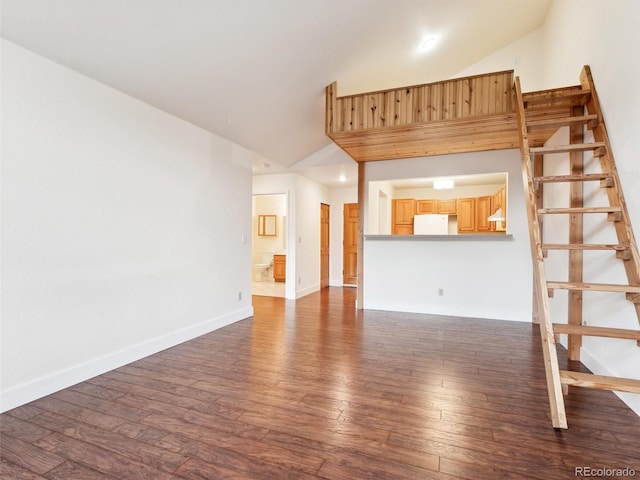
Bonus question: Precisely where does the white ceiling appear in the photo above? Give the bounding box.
[1,0,552,186]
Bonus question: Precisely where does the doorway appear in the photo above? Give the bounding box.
[343,203,358,285]
[320,203,330,289]
[252,194,287,297]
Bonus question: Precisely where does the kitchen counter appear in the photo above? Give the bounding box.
[365,234,513,241]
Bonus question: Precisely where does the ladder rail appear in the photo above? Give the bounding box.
[514,77,568,429]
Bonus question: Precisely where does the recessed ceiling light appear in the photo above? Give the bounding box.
[421,35,438,51]
[339,174,347,183]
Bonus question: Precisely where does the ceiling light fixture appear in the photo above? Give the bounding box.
[433,179,454,190]
[421,35,438,51]
[339,174,347,183]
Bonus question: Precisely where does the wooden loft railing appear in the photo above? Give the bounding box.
[325,70,566,162]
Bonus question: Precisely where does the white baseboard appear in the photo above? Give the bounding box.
[580,348,640,417]
[362,299,532,322]
[0,306,253,413]
[296,283,320,299]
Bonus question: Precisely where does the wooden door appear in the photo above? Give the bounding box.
[343,203,358,285]
[320,203,330,289]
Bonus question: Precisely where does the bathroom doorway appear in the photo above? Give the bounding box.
[252,194,287,297]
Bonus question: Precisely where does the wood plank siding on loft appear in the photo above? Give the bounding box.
[325,70,574,162]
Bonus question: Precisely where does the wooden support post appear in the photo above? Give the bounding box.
[356,161,365,310]
[568,105,584,361]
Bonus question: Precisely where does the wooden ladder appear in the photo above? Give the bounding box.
[514,66,640,429]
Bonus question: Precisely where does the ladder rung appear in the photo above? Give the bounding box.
[538,206,621,215]
[553,323,640,342]
[542,243,629,251]
[560,370,640,394]
[530,142,605,155]
[533,174,611,184]
[523,87,591,107]
[527,114,598,130]
[547,281,640,293]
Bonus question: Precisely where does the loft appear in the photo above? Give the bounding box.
[325,67,640,429]
[325,69,587,162]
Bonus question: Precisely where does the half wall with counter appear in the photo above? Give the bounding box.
[363,149,533,321]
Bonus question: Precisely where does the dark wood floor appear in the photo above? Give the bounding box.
[2,287,640,479]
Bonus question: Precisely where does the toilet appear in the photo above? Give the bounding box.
[253,251,275,281]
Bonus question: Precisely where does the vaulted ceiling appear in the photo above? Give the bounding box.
[1,0,553,184]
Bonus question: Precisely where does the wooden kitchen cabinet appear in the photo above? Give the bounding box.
[393,224,415,235]
[391,187,506,235]
[476,195,492,232]
[392,198,415,234]
[416,199,437,214]
[437,199,457,214]
[273,254,286,282]
[456,198,476,233]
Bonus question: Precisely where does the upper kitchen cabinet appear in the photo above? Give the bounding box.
[416,199,437,214]
[437,199,457,214]
[392,198,416,235]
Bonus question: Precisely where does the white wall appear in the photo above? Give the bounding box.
[540,0,640,414]
[363,149,532,321]
[367,181,394,235]
[393,184,505,200]
[295,175,331,296]
[1,40,253,411]
[453,27,546,92]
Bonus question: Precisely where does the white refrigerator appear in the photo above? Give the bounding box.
[413,214,449,235]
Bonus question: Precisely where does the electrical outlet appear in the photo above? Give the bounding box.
[438,288,444,296]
